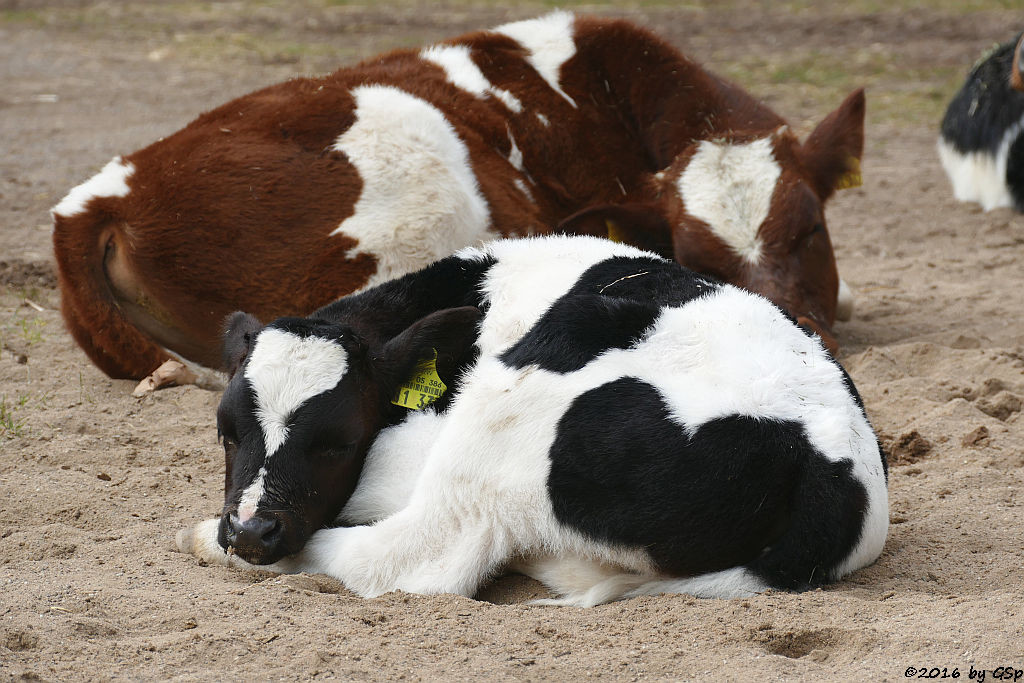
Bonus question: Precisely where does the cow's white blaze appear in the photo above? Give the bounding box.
[677,136,782,264]
[237,328,349,521]
[936,113,1024,211]
[495,11,578,108]
[420,44,523,113]
[52,156,134,219]
[330,85,494,289]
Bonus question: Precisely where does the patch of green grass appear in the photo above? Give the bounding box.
[0,395,27,439]
[15,317,47,346]
[720,48,968,127]
[1,313,47,348]
[0,9,44,25]
[174,31,372,66]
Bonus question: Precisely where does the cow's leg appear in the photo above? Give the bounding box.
[177,499,510,598]
[306,506,509,598]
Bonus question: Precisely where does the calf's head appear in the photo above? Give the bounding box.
[214,306,480,565]
[560,89,865,352]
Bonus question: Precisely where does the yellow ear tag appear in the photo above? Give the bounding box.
[835,156,862,190]
[391,349,447,410]
[605,218,624,243]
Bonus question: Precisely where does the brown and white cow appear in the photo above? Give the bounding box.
[52,12,864,381]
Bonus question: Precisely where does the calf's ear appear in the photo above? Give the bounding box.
[801,88,865,200]
[556,203,673,255]
[379,306,482,385]
[221,312,263,378]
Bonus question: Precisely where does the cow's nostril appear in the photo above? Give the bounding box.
[228,513,281,551]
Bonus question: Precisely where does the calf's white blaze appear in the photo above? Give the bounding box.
[237,328,348,521]
[677,136,781,264]
[52,156,134,219]
[936,113,1024,210]
[330,85,494,288]
[495,11,578,108]
[420,44,523,113]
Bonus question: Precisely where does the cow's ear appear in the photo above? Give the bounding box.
[222,312,263,378]
[801,88,865,200]
[556,204,673,255]
[378,306,482,388]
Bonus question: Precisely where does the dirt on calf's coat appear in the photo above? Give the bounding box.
[176,234,889,606]
[52,12,865,381]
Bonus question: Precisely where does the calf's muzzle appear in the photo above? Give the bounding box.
[220,511,284,565]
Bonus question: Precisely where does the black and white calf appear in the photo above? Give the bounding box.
[177,235,888,606]
[938,34,1024,212]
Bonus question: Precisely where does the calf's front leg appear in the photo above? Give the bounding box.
[176,501,508,599]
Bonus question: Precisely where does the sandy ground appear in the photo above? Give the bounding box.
[2,1,1023,680]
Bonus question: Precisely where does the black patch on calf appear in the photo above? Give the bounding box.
[940,37,1024,155]
[500,256,718,373]
[547,377,868,590]
[314,252,496,345]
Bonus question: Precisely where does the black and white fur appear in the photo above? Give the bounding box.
[938,34,1024,212]
[177,235,888,606]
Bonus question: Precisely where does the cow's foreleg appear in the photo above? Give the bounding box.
[175,519,310,574]
[176,504,509,599]
[295,501,509,598]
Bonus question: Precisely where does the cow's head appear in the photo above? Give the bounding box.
[214,306,480,565]
[559,90,864,352]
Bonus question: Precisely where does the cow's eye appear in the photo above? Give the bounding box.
[803,223,824,246]
[314,443,357,459]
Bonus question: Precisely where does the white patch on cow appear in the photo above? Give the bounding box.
[337,410,446,525]
[624,567,770,601]
[506,127,524,172]
[513,178,534,201]
[536,113,550,127]
[237,468,268,524]
[420,44,523,113]
[51,156,134,218]
[236,327,349,521]
[331,85,494,288]
[460,235,659,357]
[676,136,782,264]
[836,278,854,322]
[936,114,1024,210]
[495,11,578,108]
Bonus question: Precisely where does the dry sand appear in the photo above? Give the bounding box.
[1,2,1022,679]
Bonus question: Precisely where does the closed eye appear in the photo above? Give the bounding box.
[314,443,358,459]
[802,223,825,247]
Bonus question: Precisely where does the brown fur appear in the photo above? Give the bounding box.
[1012,33,1024,92]
[52,15,863,378]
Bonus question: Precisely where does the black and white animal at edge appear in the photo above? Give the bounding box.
[938,34,1024,212]
[176,235,889,607]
